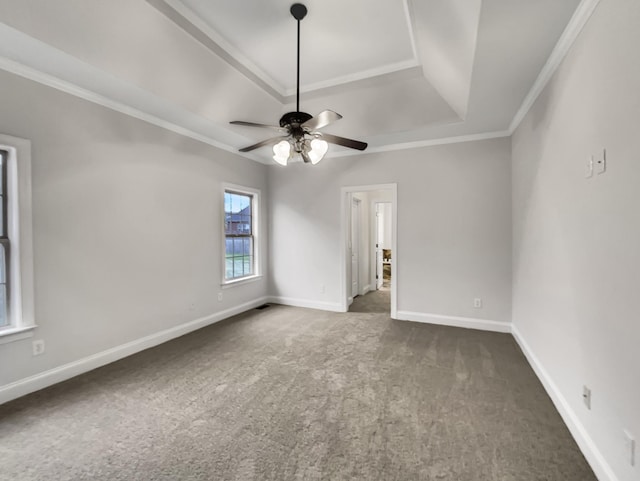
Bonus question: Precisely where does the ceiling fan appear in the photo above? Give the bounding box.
[230,3,368,165]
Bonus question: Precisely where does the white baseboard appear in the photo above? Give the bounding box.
[0,296,269,406]
[396,310,511,333]
[511,325,618,481]
[267,296,344,312]
[360,284,371,296]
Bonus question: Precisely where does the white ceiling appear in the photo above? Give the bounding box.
[176,0,418,95]
[0,0,589,162]
[154,0,583,151]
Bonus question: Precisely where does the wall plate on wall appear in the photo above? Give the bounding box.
[595,149,606,174]
[585,155,593,178]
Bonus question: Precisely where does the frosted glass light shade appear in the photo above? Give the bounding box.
[272,140,291,166]
[308,139,328,164]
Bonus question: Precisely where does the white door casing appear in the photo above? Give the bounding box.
[351,197,360,299]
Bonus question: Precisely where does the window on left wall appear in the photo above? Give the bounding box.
[0,150,8,327]
[0,135,35,344]
[223,185,260,284]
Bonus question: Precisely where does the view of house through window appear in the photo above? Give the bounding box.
[224,189,255,280]
[0,150,8,327]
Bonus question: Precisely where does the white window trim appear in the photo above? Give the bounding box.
[0,134,36,343]
[221,183,261,287]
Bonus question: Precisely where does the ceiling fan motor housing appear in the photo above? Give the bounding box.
[279,111,312,128]
[280,111,313,144]
[229,3,367,157]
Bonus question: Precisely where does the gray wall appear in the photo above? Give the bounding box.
[0,70,268,387]
[268,138,512,322]
[512,0,640,479]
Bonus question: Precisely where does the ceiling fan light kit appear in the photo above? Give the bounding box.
[230,3,367,165]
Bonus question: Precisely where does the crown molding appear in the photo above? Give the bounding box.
[0,22,269,164]
[0,0,600,165]
[328,130,511,159]
[284,59,421,98]
[508,0,602,134]
[0,56,268,165]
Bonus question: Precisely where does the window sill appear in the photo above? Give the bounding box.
[221,275,262,289]
[0,325,37,345]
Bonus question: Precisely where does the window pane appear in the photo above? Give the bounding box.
[225,237,233,257]
[225,257,234,279]
[224,192,252,236]
[224,192,231,213]
[233,238,243,256]
[0,284,7,327]
[0,243,5,284]
[0,200,4,237]
[0,155,3,195]
[242,237,253,257]
[241,215,251,234]
[245,256,254,276]
[233,257,245,277]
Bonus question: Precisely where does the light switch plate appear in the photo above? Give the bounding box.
[596,149,607,174]
[583,385,591,410]
[585,155,594,178]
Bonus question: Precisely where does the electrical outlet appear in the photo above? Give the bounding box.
[473,298,482,308]
[624,430,636,467]
[32,340,45,356]
[582,385,591,410]
[217,292,223,302]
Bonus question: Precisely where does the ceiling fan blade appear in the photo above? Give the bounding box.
[230,121,287,132]
[301,110,343,130]
[320,133,368,151]
[238,136,286,153]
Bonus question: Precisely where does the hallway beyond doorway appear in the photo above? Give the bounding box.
[341,184,397,317]
[349,280,390,313]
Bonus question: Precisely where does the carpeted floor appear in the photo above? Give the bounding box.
[0,301,595,480]
[349,286,390,313]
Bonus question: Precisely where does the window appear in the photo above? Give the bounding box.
[0,150,8,327]
[223,185,259,283]
[0,134,35,344]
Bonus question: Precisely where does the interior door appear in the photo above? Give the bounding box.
[351,198,360,298]
[375,204,383,289]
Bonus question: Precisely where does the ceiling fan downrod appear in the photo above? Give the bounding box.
[290,3,307,114]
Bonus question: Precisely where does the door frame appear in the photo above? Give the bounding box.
[350,196,361,304]
[340,183,397,318]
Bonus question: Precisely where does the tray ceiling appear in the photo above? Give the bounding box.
[174,0,418,95]
[0,0,589,162]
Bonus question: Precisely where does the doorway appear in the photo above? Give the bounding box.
[341,184,397,318]
[374,202,392,292]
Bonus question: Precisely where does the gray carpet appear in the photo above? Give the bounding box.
[350,286,390,313]
[0,303,595,480]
